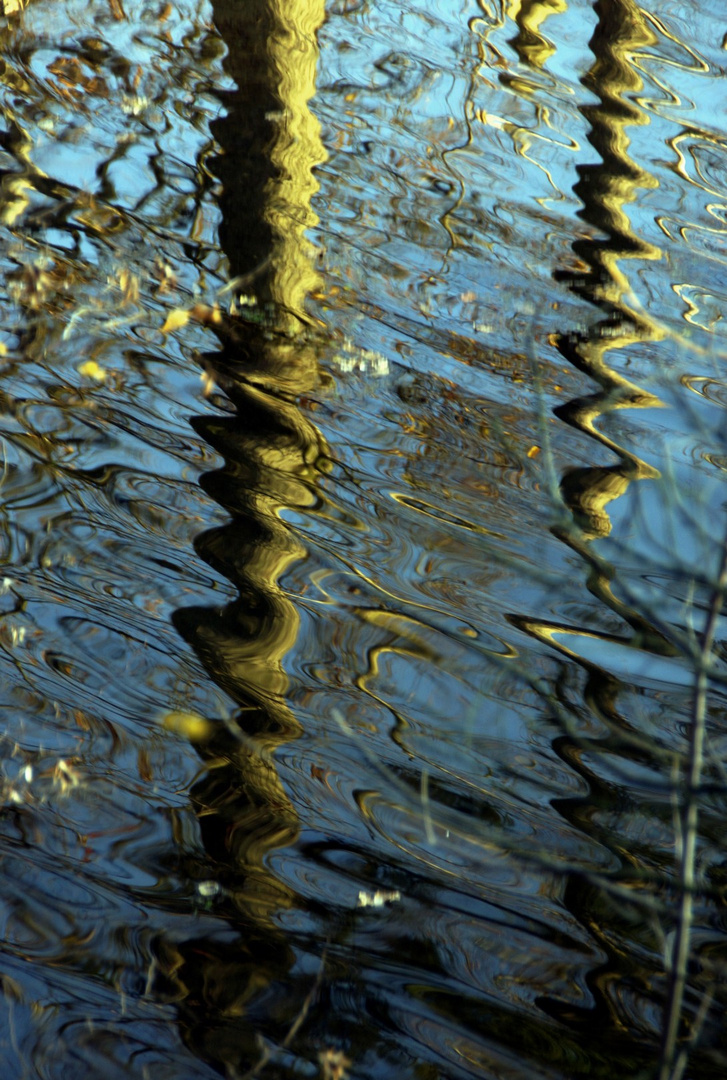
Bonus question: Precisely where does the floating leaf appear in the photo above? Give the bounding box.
[162,710,213,742]
[161,308,190,334]
[78,360,107,382]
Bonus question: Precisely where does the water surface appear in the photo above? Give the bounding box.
[0,1,726,1078]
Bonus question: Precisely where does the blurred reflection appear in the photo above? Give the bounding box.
[167,0,327,1071]
[520,0,688,1057]
[0,0,28,17]
[526,0,676,651]
[502,5,683,816]
[508,0,567,70]
[555,0,661,530]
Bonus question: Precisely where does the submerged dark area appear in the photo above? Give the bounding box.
[0,1,726,1078]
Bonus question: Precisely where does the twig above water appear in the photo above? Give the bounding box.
[658,525,727,1080]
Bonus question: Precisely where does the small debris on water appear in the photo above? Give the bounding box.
[196,881,221,899]
[357,888,401,908]
[318,1048,352,1080]
[78,360,107,382]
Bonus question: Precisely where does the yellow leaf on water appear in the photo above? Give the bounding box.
[527,445,541,459]
[78,360,107,382]
[162,710,213,742]
[161,308,190,334]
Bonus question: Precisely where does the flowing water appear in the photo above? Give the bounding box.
[0,1,726,1077]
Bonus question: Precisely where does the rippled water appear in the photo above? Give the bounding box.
[1,0,727,1077]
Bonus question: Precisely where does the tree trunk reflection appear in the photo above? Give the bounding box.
[168,1,327,1071]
